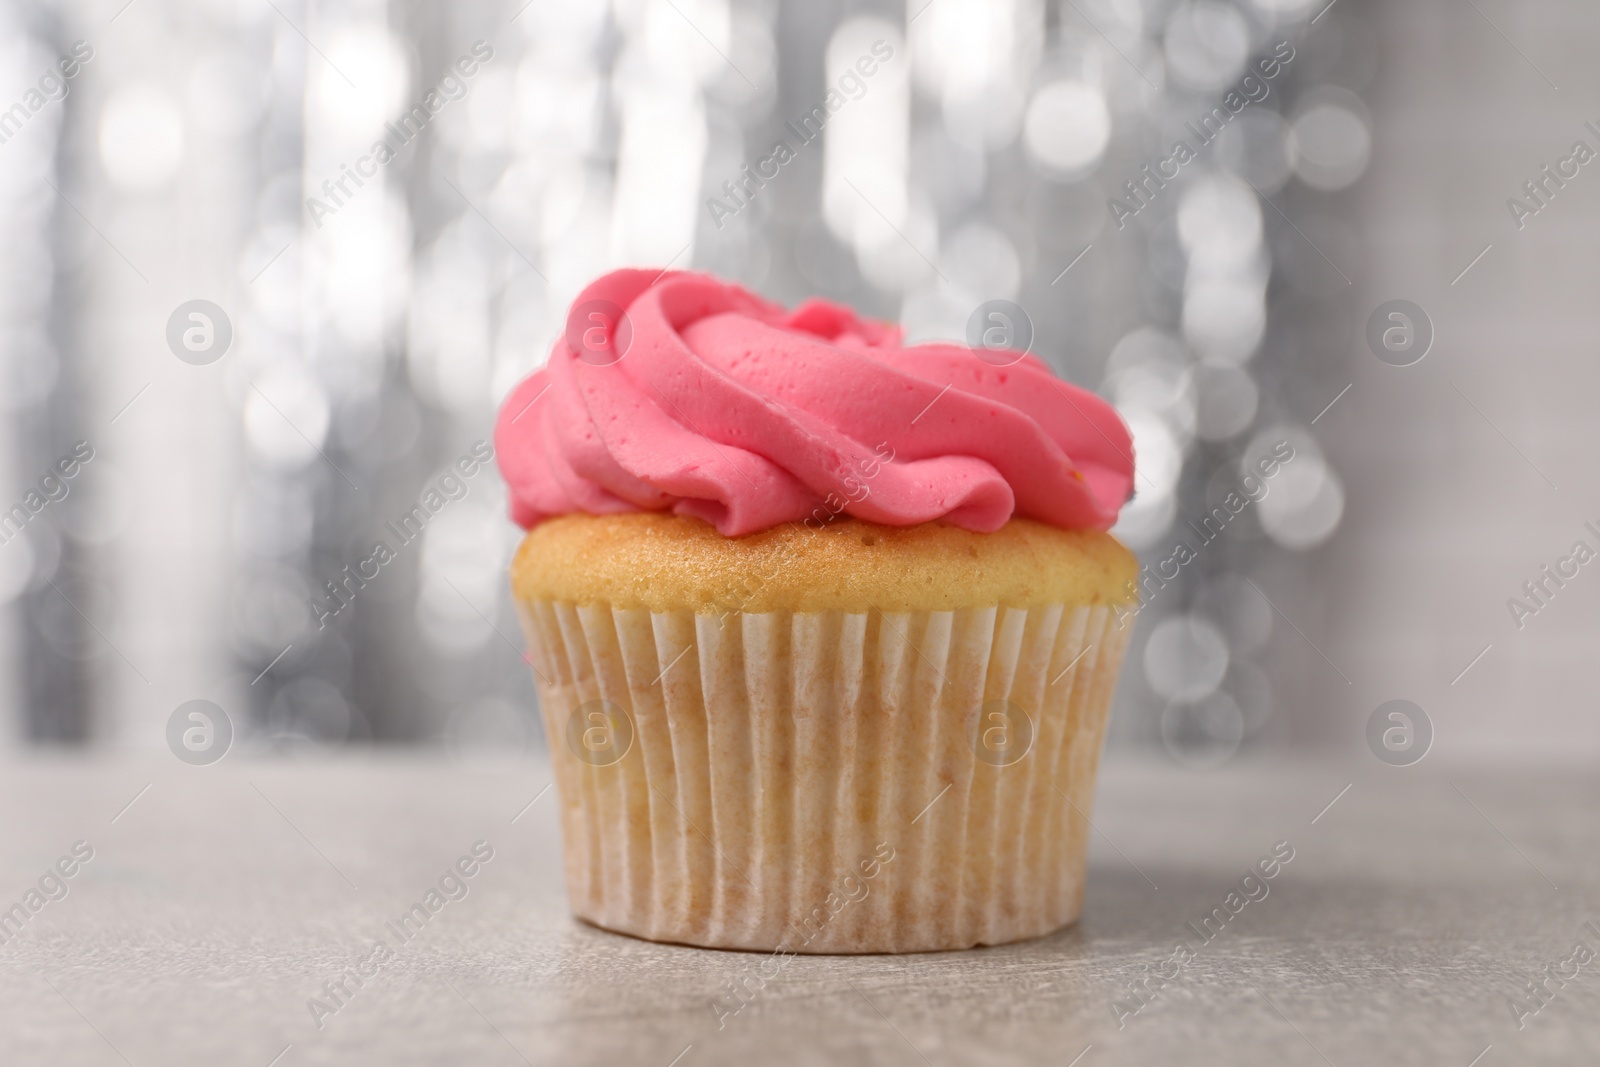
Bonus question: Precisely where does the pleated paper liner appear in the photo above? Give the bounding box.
[517,600,1130,954]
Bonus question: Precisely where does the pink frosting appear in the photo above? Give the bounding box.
[494,269,1134,537]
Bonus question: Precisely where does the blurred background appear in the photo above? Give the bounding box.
[0,0,1593,765]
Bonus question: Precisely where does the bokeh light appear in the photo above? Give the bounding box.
[99,83,185,190]
[1290,98,1372,191]
[1023,80,1111,176]
[1145,615,1231,703]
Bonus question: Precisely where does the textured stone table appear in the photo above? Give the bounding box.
[0,752,1595,1066]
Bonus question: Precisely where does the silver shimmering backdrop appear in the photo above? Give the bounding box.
[0,0,1591,765]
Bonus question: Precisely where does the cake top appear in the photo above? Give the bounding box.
[512,512,1138,613]
[494,269,1134,537]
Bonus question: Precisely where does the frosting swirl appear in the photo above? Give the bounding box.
[494,269,1134,537]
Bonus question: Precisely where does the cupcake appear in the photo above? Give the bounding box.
[496,269,1137,953]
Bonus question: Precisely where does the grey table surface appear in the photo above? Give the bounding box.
[0,752,1596,1066]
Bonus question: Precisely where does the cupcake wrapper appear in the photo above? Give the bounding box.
[518,600,1130,954]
